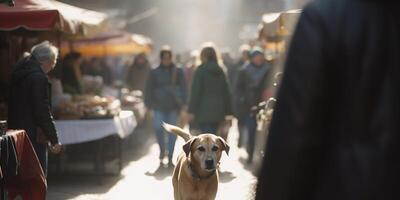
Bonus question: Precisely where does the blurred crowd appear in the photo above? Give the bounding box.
[48,41,275,167]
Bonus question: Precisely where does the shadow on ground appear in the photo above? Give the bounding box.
[47,174,121,199]
[145,164,174,180]
[238,157,260,176]
[47,125,155,199]
[219,170,237,183]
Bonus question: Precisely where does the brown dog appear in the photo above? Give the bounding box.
[163,123,230,200]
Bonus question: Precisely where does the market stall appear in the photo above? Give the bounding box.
[56,110,136,145]
[56,31,151,126]
[0,0,132,179]
[54,110,136,177]
[259,9,301,42]
[46,87,145,176]
[0,0,107,35]
[258,9,301,55]
[257,9,301,102]
[61,31,153,57]
[0,0,108,82]
[253,9,302,169]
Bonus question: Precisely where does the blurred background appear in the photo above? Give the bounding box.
[60,0,310,52]
[0,0,310,199]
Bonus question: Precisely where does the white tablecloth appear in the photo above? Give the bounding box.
[55,110,137,145]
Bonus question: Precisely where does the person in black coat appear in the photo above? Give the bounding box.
[256,1,400,200]
[8,41,62,175]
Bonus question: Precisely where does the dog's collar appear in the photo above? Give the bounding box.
[188,162,216,181]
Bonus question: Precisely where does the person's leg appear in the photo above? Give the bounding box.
[237,117,246,148]
[33,143,48,176]
[245,115,257,164]
[166,111,178,165]
[152,111,166,163]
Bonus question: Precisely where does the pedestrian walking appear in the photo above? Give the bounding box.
[232,44,251,148]
[61,52,82,94]
[8,41,62,176]
[256,0,400,199]
[126,53,151,92]
[236,47,270,164]
[183,50,199,94]
[188,44,232,134]
[144,47,187,167]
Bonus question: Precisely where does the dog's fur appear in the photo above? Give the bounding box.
[163,123,229,200]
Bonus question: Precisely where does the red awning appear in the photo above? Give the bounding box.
[0,0,107,35]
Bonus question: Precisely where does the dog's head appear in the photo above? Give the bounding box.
[184,134,229,172]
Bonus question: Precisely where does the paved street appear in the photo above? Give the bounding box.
[47,123,258,200]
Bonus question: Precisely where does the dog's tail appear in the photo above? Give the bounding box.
[162,122,192,142]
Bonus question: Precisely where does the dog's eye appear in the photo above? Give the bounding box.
[198,146,205,152]
[212,146,219,151]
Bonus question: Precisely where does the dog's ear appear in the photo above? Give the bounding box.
[183,138,198,157]
[217,137,230,156]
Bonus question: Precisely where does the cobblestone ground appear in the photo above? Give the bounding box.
[47,122,258,200]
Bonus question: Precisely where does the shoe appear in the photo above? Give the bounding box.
[167,159,175,168]
[246,157,253,165]
[159,160,165,168]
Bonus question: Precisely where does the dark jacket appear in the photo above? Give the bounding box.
[7,56,59,145]
[126,63,151,91]
[144,64,187,112]
[235,62,270,118]
[188,62,232,124]
[256,1,400,200]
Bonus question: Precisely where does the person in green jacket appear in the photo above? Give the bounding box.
[188,45,233,134]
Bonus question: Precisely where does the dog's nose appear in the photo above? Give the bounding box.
[205,159,214,168]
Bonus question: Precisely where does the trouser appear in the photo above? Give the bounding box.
[245,115,257,162]
[32,143,48,176]
[237,117,246,147]
[152,110,178,161]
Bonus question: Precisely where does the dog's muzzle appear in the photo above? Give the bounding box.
[205,159,215,170]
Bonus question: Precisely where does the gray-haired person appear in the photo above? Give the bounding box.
[8,41,62,175]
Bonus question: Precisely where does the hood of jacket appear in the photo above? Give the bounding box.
[201,61,224,76]
[10,56,44,85]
